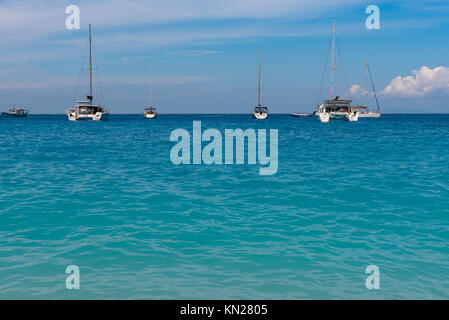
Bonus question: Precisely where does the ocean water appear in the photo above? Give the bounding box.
[0,114,448,299]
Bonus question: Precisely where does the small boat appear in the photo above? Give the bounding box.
[1,107,29,118]
[253,105,268,119]
[67,24,109,121]
[144,60,157,119]
[315,18,358,123]
[291,112,314,117]
[252,48,268,120]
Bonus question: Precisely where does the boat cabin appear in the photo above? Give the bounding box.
[254,105,268,113]
[74,101,105,114]
[323,97,353,113]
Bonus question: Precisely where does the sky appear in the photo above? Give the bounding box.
[0,0,448,114]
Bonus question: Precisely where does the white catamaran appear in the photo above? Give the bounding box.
[143,60,157,119]
[67,24,110,121]
[316,18,358,123]
[252,48,268,120]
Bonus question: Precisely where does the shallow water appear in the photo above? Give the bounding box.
[0,114,448,299]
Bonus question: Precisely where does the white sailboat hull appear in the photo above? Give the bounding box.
[253,112,268,120]
[144,112,157,119]
[358,112,381,118]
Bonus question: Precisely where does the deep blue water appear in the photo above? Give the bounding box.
[0,114,449,299]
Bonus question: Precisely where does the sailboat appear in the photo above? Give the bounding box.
[315,18,358,123]
[354,59,381,118]
[143,60,157,119]
[67,24,110,121]
[252,47,268,120]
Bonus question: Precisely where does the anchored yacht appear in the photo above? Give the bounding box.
[144,60,157,119]
[252,48,268,120]
[315,18,358,123]
[67,24,109,121]
[353,59,381,118]
[1,107,29,118]
[316,97,358,123]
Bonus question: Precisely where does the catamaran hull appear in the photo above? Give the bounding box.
[345,113,358,122]
[316,112,358,122]
[67,112,110,121]
[316,112,330,123]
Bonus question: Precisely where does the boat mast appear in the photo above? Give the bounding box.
[330,17,335,99]
[88,24,93,103]
[258,47,261,106]
[150,60,153,108]
[365,58,369,108]
[367,63,381,113]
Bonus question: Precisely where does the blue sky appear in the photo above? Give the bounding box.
[1,0,449,113]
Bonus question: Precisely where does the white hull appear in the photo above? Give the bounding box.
[358,112,381,118]
[346,113,358,122]
[316,111,358,122]
[67,111,110,121]
[316,112,330,123]
[253,112,268,120]
[144,112,157,119]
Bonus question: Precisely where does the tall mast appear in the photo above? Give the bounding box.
[367,63,381,113]
[258,47,261,106]
[365,58,369,108]
[330,17,335,99]
[150,60,153,108]
[89,24,93,102]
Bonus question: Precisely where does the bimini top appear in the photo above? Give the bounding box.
[325,96,352,106]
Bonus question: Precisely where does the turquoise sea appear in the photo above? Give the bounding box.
[0,114,448,299]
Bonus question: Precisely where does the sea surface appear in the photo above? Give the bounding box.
[0,114,448,299]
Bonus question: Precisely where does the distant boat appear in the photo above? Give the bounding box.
[353,59,381,118]
[144,60,157,119]
[252,47,268,120]
[291,112,314,117]
[1,107,29,118]
[315,18,358,123]
[66,24,110,121]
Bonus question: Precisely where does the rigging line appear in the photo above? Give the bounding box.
[367,63,381,113]
[73,39,89,103]
[92,38,106,107]
[335,36,350,96]
[317,35,332,106]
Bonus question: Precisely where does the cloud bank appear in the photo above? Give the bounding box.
[382,66,449,97]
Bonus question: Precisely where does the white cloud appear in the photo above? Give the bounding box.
[382,66,449,97]
[348,84,368,97]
